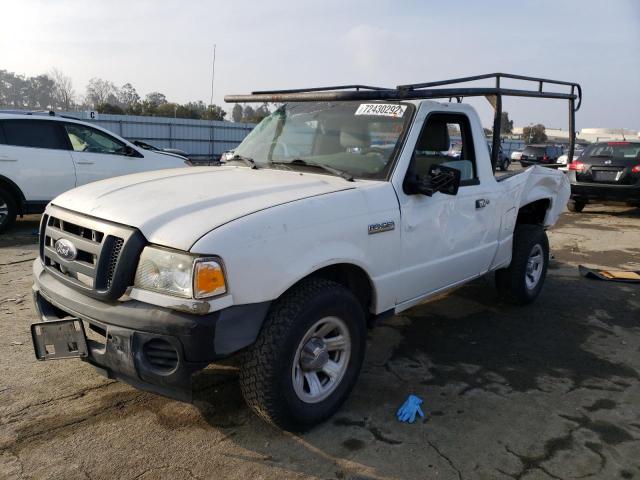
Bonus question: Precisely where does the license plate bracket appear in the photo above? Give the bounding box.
[594,170,619,182]
[31,319,89,360]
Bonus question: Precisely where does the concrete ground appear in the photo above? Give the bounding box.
[1,204,639,480]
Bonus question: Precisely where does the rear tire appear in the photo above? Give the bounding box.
[239,278,366,432]
[496,224,549,305]
[0,188,17,233]
[567,200,585,213]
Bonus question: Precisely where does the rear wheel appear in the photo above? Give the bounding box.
[0,188,17,233]
[567,200,586,213]
[499,159,510,171]
[239,278,366,431]
[496,224,549,305]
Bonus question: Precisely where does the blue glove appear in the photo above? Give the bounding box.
[396,394,425,423]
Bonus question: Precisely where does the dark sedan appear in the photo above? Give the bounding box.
[567,141,640,212]
[519,145,563,167]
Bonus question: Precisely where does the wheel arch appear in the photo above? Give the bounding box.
[0,175,26,214]
[516,198,551,226]
[281,262,376,320]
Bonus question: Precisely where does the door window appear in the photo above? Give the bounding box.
[65,124,126,155]
[0,120,68,149]
[410,113,477,184]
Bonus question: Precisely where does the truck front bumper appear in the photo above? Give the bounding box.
[32,260,270,401]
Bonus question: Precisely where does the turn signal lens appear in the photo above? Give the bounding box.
[194,260,226,299]
[568,161,587,172]
[632,165,640,173]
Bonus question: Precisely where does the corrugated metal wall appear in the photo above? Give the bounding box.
[65,112,254,162]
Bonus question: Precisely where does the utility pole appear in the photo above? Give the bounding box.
[209,44,217,160]
[209,44,217,107]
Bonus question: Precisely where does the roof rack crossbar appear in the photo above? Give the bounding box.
[397,73,581,111]
[251,84,389,95]
[226,86,577,105]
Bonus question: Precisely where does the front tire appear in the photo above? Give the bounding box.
[239,278,366,431]
[495,224,549,305]
[0,188,17,234]
[567,200,586,213]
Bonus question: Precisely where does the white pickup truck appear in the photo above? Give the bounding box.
[30,74,576,431]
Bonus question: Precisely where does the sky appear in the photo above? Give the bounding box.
[1,0,638,130]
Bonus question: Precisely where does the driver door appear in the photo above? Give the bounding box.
[395,112,500,306]
[63,123,140,186]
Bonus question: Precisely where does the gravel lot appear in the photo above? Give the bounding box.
[1,203,639,480]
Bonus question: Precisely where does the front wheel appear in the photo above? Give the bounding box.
[495,224,549,305]
[0,188,17,234]
[239,278,366,431]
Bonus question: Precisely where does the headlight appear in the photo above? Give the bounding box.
[134,246,226,299]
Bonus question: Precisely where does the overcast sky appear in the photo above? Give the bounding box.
[1,0,638,130]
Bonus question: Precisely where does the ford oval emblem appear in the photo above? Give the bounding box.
[54,238,77,261]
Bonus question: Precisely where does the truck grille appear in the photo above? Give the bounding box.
[40,205,146,300]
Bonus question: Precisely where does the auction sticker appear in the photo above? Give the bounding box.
[355,103,407,118]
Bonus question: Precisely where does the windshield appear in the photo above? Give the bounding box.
[231,101,414,180]
[583,142,640,160]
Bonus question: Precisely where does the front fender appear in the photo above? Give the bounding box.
[190,185,400,313]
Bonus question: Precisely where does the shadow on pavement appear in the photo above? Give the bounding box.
[184,263,639,479]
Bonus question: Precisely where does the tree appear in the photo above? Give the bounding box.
[144,92,167,108]
[500,111,513,134]
[25,74,55,109]
[118,83,140,111]
[96,102,125,114]
[253,103,270,122]
[202,104,226,121]
[242,105,255,122]
[85,78,118,108]
[231,104,243,122]
[523,124,547,144]
[50,68,75,110]
[241,103,270,123]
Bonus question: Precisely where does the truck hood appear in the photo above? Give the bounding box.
[52,166,355,251]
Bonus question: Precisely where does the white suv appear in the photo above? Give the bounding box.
[0,112,190,232]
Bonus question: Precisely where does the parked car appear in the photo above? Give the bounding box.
[557,147,584,165]
[0,112,190,232]
[519,145,563,167]
[567,140,640,212]
[511,150,523,162]
[487,142,510,171]
[30,76,571,431]
[132,140,190,160]
[219,149,235,162]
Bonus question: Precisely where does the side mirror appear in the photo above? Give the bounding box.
[124,145,142,157]
[405,164,461,196]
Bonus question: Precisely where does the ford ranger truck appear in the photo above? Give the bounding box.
[31,74,575,431]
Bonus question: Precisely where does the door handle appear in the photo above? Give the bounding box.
[475,199,490,209]
[0,156,17,162]
[76,161,94,165]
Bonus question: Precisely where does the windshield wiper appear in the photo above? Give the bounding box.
[271,159,354,182]
[229,154,259,169]
[589,154,612,158]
